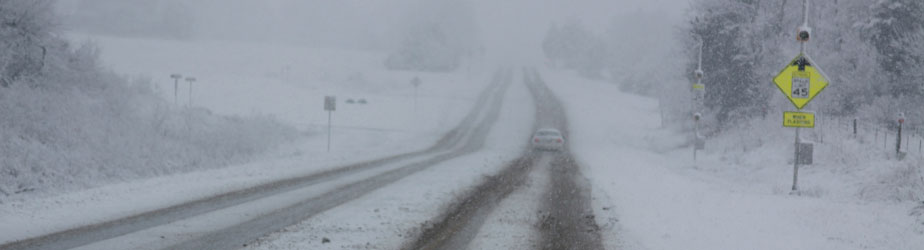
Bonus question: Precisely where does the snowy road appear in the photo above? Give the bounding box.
[1,69,517,250]
[404,69,604,250]
[1,68,613,250]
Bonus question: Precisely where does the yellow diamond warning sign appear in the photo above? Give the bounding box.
[773,53,829,110]
[783,111,815,128]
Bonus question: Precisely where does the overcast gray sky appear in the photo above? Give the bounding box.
[58,0,691,64]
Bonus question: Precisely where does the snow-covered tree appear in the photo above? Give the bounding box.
[686,0,767,126]
[863,0,924,97]
[0,0,57,87]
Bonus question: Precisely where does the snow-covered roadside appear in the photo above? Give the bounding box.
[246,71,536,250]
[0,36,489,244]
[543,69,924,250]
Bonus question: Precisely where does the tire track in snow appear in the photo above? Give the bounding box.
[404,68,605,250]
[526,69,605,250]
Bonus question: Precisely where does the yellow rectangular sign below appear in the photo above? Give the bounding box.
[783,111,815,128]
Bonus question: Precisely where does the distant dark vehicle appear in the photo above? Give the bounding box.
[531,128,564,151]
[357,99,367,104]
[346,99,356,104]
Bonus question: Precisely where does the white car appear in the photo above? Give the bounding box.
[531,128,565,151]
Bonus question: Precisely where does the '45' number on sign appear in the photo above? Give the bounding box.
[791,72,810,99]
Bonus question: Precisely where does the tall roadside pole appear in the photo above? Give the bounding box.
[170,74,183,105]
[773,0,831,195]
[185,77,197,107]
[324,96,336,152]
[411,77,422,113]
[692,37,706,161]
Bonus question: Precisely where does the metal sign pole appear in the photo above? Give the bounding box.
[328,110,332,152]
[324,96,336,152]
[694,120,699,161]
[792,0,809,194]
[692,37,705,162]
[185,77,196,108]
[792,127,800,191]
[170,74,183,106]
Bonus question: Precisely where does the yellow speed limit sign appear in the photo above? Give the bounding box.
[783,111,815,128]
[773,53,829,110]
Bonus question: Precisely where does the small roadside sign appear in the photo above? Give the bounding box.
[773,53,829,110]
[783,111,815,128]
[692,83,705,101]
[324,96,336,111]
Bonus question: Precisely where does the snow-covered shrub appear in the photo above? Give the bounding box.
[0,66,297,199]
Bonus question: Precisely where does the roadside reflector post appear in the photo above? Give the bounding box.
[324,96,337,152]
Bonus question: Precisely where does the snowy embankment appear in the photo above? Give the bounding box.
[0,42,297,202]
[543,69,924,250]
[0,35,486,244]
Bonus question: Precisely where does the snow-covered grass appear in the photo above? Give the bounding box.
[0,44,297,202]
[543,69,924,250]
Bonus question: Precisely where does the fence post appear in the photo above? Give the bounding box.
[853,118,857,138]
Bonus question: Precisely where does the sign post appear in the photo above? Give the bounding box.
[324,96,336,152]
[170,74,183,105]
[772,0,830,194]
[185,77,196,107]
